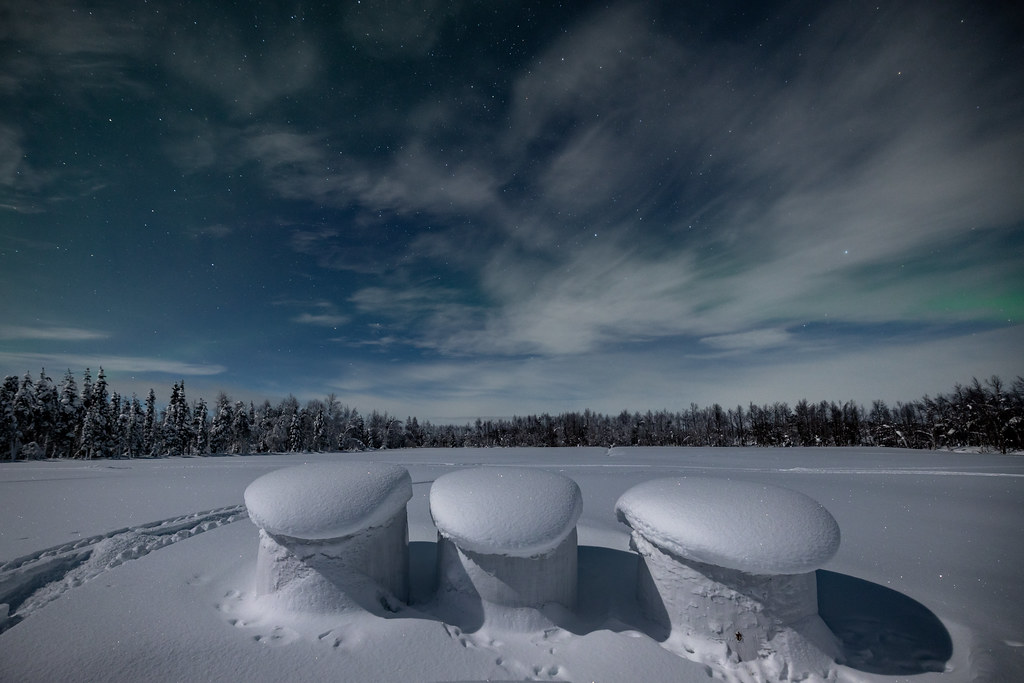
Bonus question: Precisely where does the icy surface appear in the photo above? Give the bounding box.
[430,466,582,557]
[615,476,840,574]
[244,462,411,540]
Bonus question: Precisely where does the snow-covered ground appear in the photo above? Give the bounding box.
[1,447,1022,682]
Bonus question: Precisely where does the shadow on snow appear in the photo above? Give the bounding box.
[406,542,952,677]
[3,534,953,678]
[817,570,953,675]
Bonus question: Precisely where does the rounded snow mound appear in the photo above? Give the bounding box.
[615,477,839,575]
[430,467,583,558]
[244,462,412,540]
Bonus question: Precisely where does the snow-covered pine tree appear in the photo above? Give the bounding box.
[255,400,275,453]
[12,372,38,458]
[287,410,304,452]
[209,392,233,454]
[115,394,137,458]
[231,400,250,454]
[55,369,81,458]
[143,389,157,456]
[127,394,145,457]
[0,376,19,460]
[212,395,234,454]
[162,381,191,456]
[312,407,326,452]
[324,393,342,448]
[80,368,113,459]
[110,392,123,456]
[78,368,93,458]
[34,369,59,458]
[192,397,209,455]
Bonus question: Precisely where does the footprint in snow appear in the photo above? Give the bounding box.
[318,629,344,648]
[443,623,479,649]
[253,625,299,647]
[532,663,565,679]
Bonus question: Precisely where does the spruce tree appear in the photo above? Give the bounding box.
[0,376,19,460]
[192,398,209,455]
[127,395,145,457]
[81,368,112,459]
[312,408,326,452]
[110,392,123,456]
[163,381,191,456]
[12,372,38,458]
[34,369,59,458]
[209,393,232,454]
[56,370,81,458]
[231,400,250,454]
[143,389,157,456]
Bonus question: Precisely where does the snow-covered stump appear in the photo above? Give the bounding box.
[615,477,842,680]
[243,462,413,614]
[429,467,582,627]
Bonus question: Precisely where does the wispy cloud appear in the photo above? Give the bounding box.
[0,352,226,376]
[292,313,349,327]
[163,14,319,115]
[0,326,109,341]
[320,1,1024,360]
[0,2,152,211]
[289,226,398,275]
[324,325,1024,421]
[700,329,793,353]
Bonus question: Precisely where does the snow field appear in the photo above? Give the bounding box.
[1,447,1022,682]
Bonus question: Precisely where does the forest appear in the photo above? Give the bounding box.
[1,369,1022,460]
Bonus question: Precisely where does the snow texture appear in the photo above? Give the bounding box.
[429,466,583,557]
[615,476,840,574]
[254,515,409,613]
[436,528,578,612]
[244,462,412,540]
[632,532,841,679]
[2,447,1021,682]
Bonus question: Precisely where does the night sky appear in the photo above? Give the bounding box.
[2,0,1022,421]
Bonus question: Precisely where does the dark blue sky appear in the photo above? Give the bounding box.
[2,0,1022,421]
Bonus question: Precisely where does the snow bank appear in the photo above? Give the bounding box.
[244,462,413,613]
[429,466,582,558]
[615,476,840,574]
[430,467,582,616]
[244,462,412,540]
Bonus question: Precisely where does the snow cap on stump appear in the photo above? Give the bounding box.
[245,462,413,540]
[615,476,843,678]
[615,477,840,574]
[430,466,582,558]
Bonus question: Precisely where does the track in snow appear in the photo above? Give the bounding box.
[0,505,247,632]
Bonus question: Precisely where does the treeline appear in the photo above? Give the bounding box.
[1,369,1022,460]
